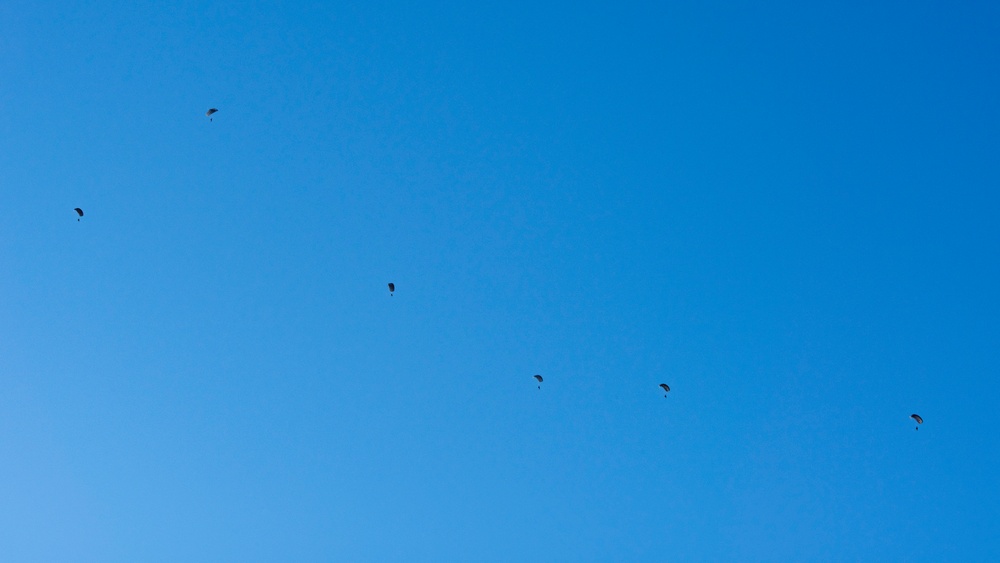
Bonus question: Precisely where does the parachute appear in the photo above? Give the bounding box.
[659,383,670,397]
[534,374,543,389]
[388,282,395,296]
[911,414,923,430]
[206,108,218,121]
[74,208,83,221]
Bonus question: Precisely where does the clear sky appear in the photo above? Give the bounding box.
[2,0,998,560]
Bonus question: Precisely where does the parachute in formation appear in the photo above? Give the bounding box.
[659,383,670,397]
[388,282,395,296]
[206,108,218,121]
[534,374,543,389]
[911,414,923,430]
[74,208,84,221]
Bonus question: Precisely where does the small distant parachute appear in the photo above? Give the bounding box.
[659,383,670,397]
[74,208,84,221]
[534,374,543,389]
[206,108,218,121]
[911,414,923,430]
[388,282,395,296]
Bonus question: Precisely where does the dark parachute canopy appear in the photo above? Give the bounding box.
[74,208,84,221]
[911,414,923,430]
[659,383,670,396]
[534,374,543,389]
[388,282,395,296]
[206,108,218,121]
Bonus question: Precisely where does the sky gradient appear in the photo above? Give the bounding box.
[2,1,999,560]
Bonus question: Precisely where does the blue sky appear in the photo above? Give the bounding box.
[1,0,998,560]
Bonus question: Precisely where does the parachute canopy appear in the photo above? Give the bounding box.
[206,108,218,117]
[659,383,670,393]
[388,283,395,293]
[533,375,543,383]
[74,208,84,217]
[911,414,923,424]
